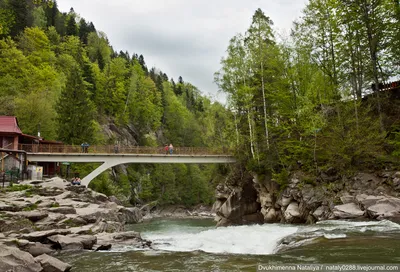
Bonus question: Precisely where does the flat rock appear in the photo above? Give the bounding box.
[35,253,72,272]
[47,235,84,250]
[16,211,49,222]
[0,245,42,272]
[22,242,55,257]
[48,207,76,215]
[22,229,71,242]
[333,203,364,219]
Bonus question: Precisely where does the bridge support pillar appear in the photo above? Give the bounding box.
[81,161,115,187]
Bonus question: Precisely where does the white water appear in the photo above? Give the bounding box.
[126,219,400,256]
[143,224,298,255]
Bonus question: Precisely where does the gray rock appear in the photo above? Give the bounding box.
[333,203,364,219]
[67,234,97,250]
[0,245,42,272]
[94,244,112,251]
[91,219,124,233]
[16,211,49,222]
[340,194,354,204]
[284,202,303,223]
[366,197,400,220]
[119,207,143,224]
[35,253,72,272]
[109,196,123,205]
[22,229,71,243]
[242,212,263,225]
[23,243,55,257]
[262,207,278,223]
[48,207,76,215]
[47,235,84,250]
[113,231,141,240]
[312,205,330,221]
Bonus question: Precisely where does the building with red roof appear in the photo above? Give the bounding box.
[1,116,63,179]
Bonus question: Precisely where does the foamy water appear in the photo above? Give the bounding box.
[143,224,298,255]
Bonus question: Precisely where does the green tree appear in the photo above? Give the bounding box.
[56,65,96,144]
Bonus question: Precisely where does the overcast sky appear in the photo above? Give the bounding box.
[58,0,307,104]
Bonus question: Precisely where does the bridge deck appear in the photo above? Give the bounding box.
[19,144,231,156]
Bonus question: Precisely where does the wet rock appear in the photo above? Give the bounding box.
[242,213,264,225]
[0,245,42,272]
[94,244,112,251]
[112,231,141,240]
[35,253,72,272]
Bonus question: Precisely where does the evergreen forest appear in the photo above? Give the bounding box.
[1,0,400,206]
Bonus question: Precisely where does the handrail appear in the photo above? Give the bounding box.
[18,144,232,156]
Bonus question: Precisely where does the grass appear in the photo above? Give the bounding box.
[22,203,38,211]
[50,202,60,208]
[3,184,32,192]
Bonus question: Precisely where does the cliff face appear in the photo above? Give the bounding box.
[213,169,400,226]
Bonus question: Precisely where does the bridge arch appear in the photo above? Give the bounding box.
[26,153,236,186]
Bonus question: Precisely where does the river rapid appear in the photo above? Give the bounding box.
[58,218,400,272]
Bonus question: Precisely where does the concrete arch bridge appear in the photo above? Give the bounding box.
[20,145,236,186]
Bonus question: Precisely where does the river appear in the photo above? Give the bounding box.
[58,218,400,271]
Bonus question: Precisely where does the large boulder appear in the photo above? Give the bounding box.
[366,197,400,221]
[91,219,124,233]
[35,253,71,272]
[119,207,143,224]
[67,234,97,250]
[47,235,84,250]
[284,202,303,223]
[333,203,364,219]
[0,245,42,272]
[22,242,55,257]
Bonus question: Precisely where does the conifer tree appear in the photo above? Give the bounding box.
[56,65,96,145]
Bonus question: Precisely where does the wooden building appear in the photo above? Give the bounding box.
[0,116,62,178]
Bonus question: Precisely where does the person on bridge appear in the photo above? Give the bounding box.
[114,144,119,154]
[164,144,169,155]
[169,144,174,155]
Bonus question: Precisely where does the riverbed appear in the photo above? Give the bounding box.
[58,218,400,271]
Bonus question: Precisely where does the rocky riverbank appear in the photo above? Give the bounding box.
[0,178,149,272]
[213,167,400,227]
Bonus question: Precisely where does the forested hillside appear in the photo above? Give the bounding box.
[0,0,234,206]
[2,0,400,207]
[215,2,400,186]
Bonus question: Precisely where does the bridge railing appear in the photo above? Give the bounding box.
[18,144,231,156]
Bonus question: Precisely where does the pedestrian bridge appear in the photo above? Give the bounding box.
[20,145,236,186]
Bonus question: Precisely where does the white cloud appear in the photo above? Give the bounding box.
[58,0,307,103]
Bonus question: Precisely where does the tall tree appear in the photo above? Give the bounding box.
[56,65,96,144]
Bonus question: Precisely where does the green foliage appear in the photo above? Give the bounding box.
[50,202,60,207]
[5,184,32,192]
[56,65,96,144]
[23,203,38,211]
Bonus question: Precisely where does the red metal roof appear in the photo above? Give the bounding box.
[0,116,22,134]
